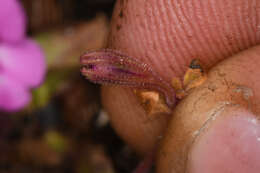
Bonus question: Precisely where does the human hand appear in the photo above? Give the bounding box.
[102,0,260,172]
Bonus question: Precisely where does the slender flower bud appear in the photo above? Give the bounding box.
[80,49,176,108]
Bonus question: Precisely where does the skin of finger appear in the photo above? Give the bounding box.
[103,0,260,154]
[157,45,260,173]
[102,87,170,154]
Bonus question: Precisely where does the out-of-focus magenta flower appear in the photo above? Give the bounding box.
[0,0,46,112]
[0,0,26,43]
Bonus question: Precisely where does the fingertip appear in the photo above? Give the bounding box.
[102,86,170,154]
[189,111,260,173]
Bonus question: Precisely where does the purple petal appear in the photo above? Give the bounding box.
[0,39,46,88]
[0,75,31,112]
[0,0,26,43]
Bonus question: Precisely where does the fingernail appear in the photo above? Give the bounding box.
[189,111,260,173]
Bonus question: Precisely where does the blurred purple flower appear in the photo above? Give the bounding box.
[0,0,26,43]
[0,0,46,112]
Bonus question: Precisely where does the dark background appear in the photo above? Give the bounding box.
[0,1,142,173]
